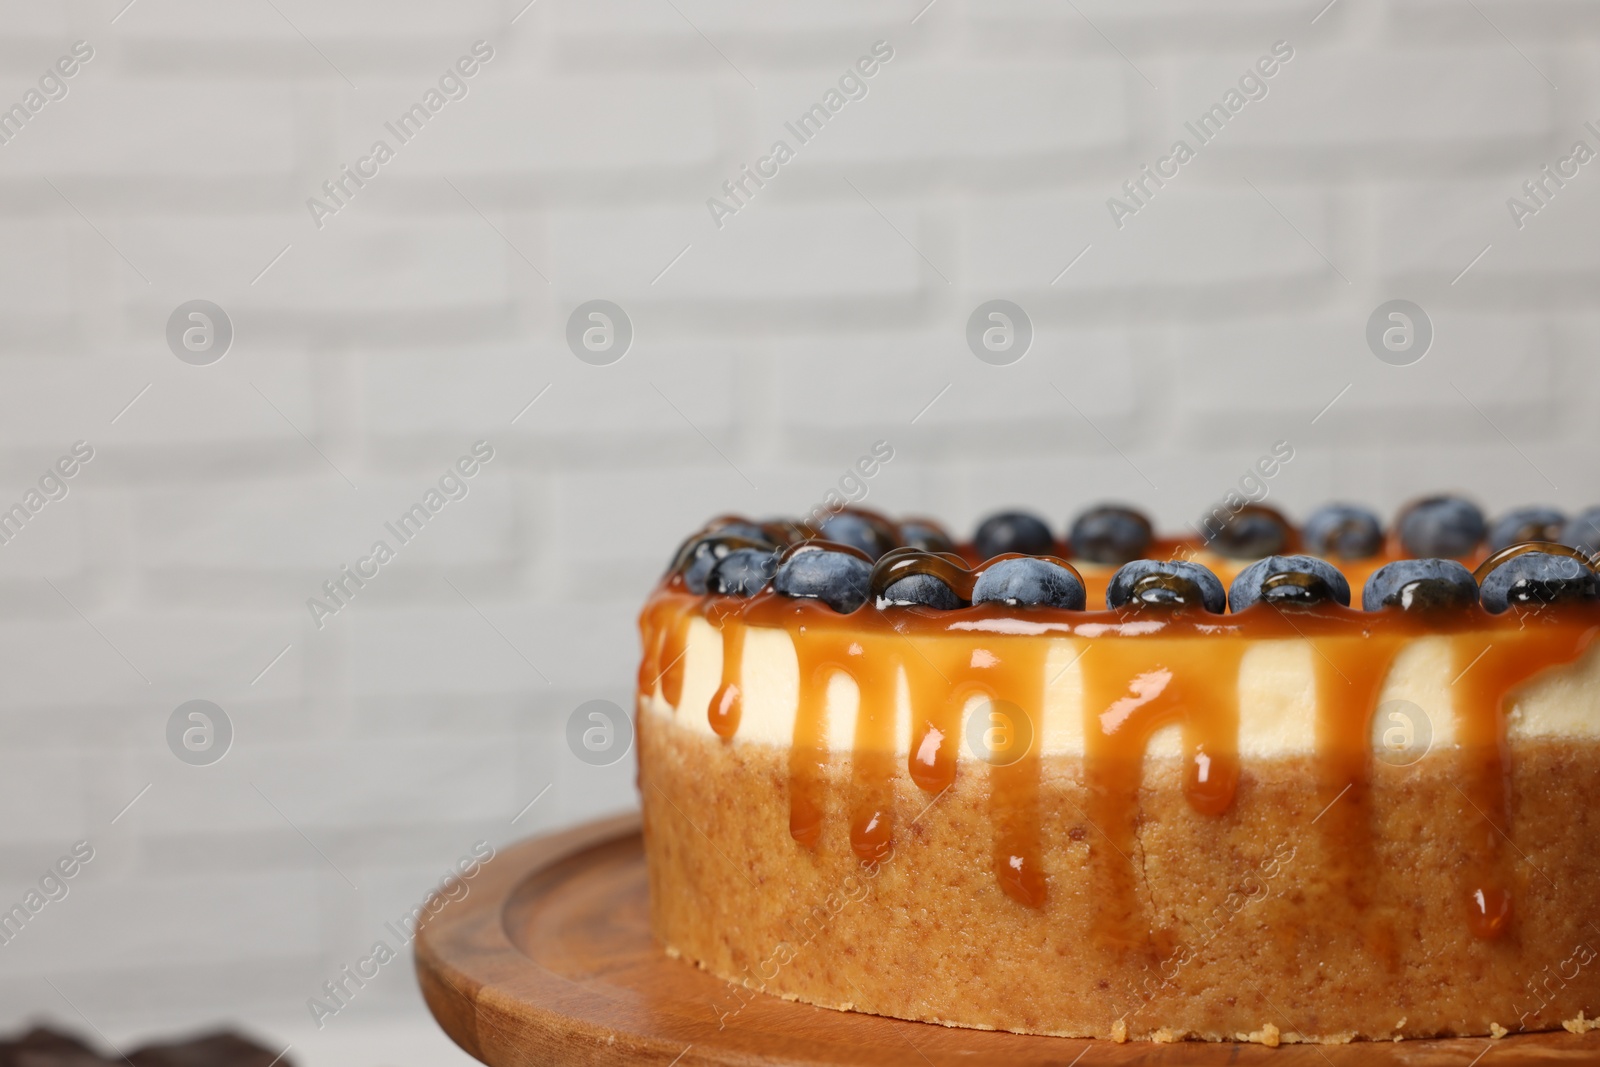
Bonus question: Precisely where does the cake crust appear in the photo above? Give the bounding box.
[642,711,1600,1042]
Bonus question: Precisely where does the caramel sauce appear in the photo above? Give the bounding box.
[899,623,1053,906]
[1304,622,1403,929]
[708,624,744,740]
[1079,623,1246,949]
[906,643,959,794]
[659,612,693,710]
[846,636,899,864]
[638,594,693,700]
[1451,623,1599,939]
[637,535,1600,946]
[786,604,864,850]
[982,639,1049,908]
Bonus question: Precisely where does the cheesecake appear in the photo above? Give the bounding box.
[636,500,1600,1043]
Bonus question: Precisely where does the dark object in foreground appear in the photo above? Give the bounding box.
[1,1026,102,1067]
[0,1026,290,1067]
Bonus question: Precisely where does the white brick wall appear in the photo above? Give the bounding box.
[2,0,1597,1060]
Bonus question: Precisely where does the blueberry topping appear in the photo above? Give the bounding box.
[869,547,974,610]
[898,519,956,555]
[880,572,965,610]
[1228,555,1351,612]
[675,533,773,594]
[973,510,1056,560]
[1069,505,1152,565]
[815,511,898,561]
[1479,551,1600,614]
[756,518,808,546]
[681,543,724,594]
[1204,505,1292,560]
[1361,559,1478,612]
[1488,506,1566,552]
[706,519,769,543]
[772,543,873,613]
[1303,504,1383,560]
[1397,496,1486,559]
[971,557,1086,609]
[1563,507,1600,560]
[1106,559,1226,614]
[706,547,779,597]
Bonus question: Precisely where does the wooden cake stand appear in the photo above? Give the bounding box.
[414,813,1600,1065]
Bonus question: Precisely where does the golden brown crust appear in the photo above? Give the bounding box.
[640,707,1600,1042]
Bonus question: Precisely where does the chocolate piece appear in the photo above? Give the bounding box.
[128,1032,289,1067]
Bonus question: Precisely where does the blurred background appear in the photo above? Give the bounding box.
[3,0,1597,1063]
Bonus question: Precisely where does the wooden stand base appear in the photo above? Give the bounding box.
[414,813,1600,1065]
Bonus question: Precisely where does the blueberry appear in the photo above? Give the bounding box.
[1479,551,1600,614]
[756,518,808,546]
[1563,507,1600,560]
[1397,496,1486,559]
[1204,505,1291,560]
[880,572,965,610]
[706,518,769,543]
[974,511,1055,559]
[1228,555,1351,612]
[772,543,873,613]
[815,511,897,561]
[1303,504,1383,560]
[684,548,722,592]
[898,519,956,555]
[707,547,779,597]
[870,547,969,609]
[675,532,773,594]
[971,557,1086,609]
[1069,505,1152,565]
[1488,506,1566,552]
[1361,559,1477,612]
[1106,559,1226,614]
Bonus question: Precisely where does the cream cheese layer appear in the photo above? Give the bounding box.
[643,614,1600,757]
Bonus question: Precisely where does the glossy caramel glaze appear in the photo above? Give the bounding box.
[638,535,1600,946]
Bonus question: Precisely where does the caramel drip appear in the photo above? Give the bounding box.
[787,612,866,849]
[886,627,1053,905]
[708,617,745,740]
[1303,620,1407,940]
[1450,621,1599,940]
[975,639,1051,909]
[659,611,693,709]
[847,648,899,864]
[637,600,668,697]
[1081,625,1246,951]
[906,641,960,794]
[638,595,695,701]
